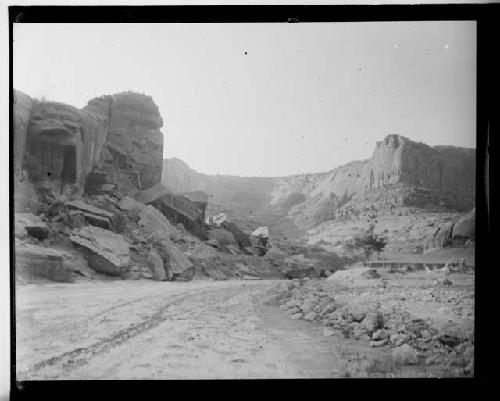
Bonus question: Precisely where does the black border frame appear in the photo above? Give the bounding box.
[8,3,495,398]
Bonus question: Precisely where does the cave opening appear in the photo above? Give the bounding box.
[61,145,77,183]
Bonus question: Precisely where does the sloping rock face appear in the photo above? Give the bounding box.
[90,92,164,194]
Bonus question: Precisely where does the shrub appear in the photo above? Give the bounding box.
[345,232,387,259]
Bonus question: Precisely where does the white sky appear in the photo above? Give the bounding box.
[13,21,476,177]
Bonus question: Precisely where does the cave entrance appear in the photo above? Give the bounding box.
[61,145,77,183]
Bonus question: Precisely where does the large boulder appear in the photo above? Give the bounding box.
[118,196,146,213]
[280,256,318,279]
[452,208,475,241]
[152,236,195,281]
[65,199,115,229]
[69,226,131,276]
[15,213,48,240]
[138,204,182,242]
[148,247,167,281]
[251,226,269,239]
[15,243,73,282]
[264,246,289,267]
[433,222,455,248]
[207,228,237,247]
[209,213,228,227]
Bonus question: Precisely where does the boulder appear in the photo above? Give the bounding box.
[15,243,73,282]
[280,256,318,279]
[138,204,182,242]
[15,213,48,240]
[251,226,269,239]
[208,228,237,247]
[65,200,114,229]
[67,210,86,229]
[118,196,145,212]
[209,213,228,227]
[452,208,475,240]
[362,311,384,333]
[148,248,167,281]
[69,226,131,276]
[152,236,195,281]
[264,246,288,266]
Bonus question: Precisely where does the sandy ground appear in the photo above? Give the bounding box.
[15,279,400,380]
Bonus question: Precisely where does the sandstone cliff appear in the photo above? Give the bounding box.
[163,135,475,228]
[13,90,35,182]
[162,134,475,251]
[14,90,164,196]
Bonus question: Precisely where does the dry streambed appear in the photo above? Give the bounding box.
[16,270,473,380]
[264,268,474,377]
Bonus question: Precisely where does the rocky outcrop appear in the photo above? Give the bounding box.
[163,135,475,249]
[13,90,35,183]
[452,208,475,241]
[89,92,164,194]
[14,90,164,197]
[27,99,110,194]
[136,184,206,237]
[69,226,131,276]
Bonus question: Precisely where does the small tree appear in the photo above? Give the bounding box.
[345,233,387,260]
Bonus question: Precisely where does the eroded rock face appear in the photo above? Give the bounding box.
[15,90,164,197]
[162,135,475,237]
[27,99,110,193]
[13,90,34,182]
[94,92,164,193]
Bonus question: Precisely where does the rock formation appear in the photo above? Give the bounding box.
[87,92,164,194]
[14,90,164,197]
[13,90,35,183]
[162,134,475,252]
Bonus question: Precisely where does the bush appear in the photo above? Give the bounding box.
[345,232,387,259]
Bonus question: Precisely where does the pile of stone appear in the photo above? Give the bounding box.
[266,278,474,374]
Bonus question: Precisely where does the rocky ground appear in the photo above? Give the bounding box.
[16,266,474,379]
[16,280,463,380]
[264,267,474,377]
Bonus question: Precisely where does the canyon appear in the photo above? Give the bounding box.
[13,89,476,379]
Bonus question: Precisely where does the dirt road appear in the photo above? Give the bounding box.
[16,279,399,380]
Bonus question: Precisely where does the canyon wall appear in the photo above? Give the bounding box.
[13,90,34,182]
[14,90,164,196]
[163,134,476,234]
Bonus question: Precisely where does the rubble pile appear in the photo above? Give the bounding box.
[265,268,474,377]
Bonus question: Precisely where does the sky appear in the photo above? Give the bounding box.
[13,22,476,177]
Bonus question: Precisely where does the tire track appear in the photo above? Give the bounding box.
[23,288,222,378]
